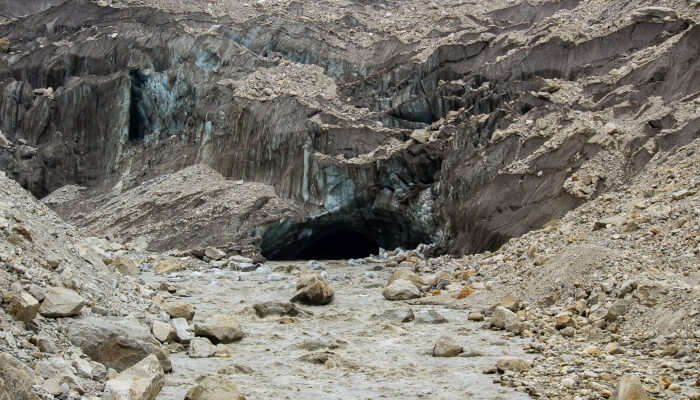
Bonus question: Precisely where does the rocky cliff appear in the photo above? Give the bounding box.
[1,0,698,258]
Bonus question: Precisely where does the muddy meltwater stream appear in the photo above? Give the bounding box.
[143,259,532,399]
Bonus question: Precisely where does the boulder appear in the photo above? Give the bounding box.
[185,375,245,400]
[112,256,139,275]
[499,296,520,312]
[432,336,463,357]
[0,353,39,400]
[496,357,532,373]
[468,312,484,321]
[8,291,40,322]
[383,279,422,300]
[252,302,306,318]
[104,354,164,400]
[489,306,522,334]
[171,318,194,343]
[555,313,576,330]
[374,308,415,323]
[615,375,648,400]
[290,274,334,305]
[204,247,226,260]
[154,258,183,273]
[414,309,448,324]
[67,317,161,372]
[188,337,217,358]
[194,314,244,343]
[165,302,195,320]
[39,287,84,317]
[152,320,176,343]
[387,269,424,289]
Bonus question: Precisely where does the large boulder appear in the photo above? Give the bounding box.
[104,354,164,400]
[194,314,244,343]
[39,287,84,317]
[0,353,39,400]
[67,317,161,371]
[383,279,422,300]
[185,375,245,400]
[290,274,334,305]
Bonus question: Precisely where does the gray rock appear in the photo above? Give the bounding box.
[253,302,306,318]
[112,256,139,275]
[614,374,648,400]
[433,336,463,357]
[290,274,334,305]
[152,320,176,343]
[104,354,164,400]
[185,375,245,400]
[204,246,226,260]
[165,302,195,321]
[383,279,421,300]
[387,269,424,289]
[194,314,244,344]
[374,308,415,323]
[8,291,40,322]
[171,318,194,343]
[489,306,522,334]
[414,309,448,324]
[496,357,532,373]
[67,317,161,372]
[0,353,39,400]
[39,287,84,317]
[188,337,217,358]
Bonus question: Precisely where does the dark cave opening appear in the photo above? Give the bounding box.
[260,209,432,261]
[293,229,380,260]
[128,70,148,142]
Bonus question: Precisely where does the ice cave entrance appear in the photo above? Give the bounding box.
[260,210,431,261]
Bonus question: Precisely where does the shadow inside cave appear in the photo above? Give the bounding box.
[260,208,432,261]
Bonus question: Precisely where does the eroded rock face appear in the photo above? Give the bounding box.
[2,0,694,259]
